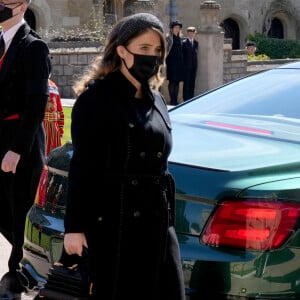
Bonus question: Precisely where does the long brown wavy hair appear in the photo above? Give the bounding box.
[73,19,166,98]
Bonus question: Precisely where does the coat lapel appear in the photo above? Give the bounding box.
[0,24,30,83]
[152,90,172,130]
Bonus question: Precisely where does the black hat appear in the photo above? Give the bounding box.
[116,13,164,46]
[170,20,182,28]
[246,41,256,47]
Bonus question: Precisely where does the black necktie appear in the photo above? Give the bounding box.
[0,35,5,58]
[0,34,5,58]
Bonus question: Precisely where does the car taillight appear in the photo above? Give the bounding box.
[34,166,48,208]
[200,200,300,251]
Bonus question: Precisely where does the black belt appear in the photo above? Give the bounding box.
[106,173,167,185]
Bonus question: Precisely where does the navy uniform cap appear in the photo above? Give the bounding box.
[170,20,182,28]
[187,26,196,32]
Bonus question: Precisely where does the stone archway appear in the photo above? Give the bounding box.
[220,18,240,49]
[268,17,284,38]
[28,0,52,30]
[262,0,299,39]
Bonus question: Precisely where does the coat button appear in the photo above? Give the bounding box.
[133,211,141,217]
[97,216,103,222]
[128,123,134,128]
[131,179,138,186]
[156,152,163,158]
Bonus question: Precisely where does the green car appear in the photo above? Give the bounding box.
[22,62,300,299]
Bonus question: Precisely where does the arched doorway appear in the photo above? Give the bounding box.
[220,18,240,50]
[24,9,36,30]
[268,17,284,39]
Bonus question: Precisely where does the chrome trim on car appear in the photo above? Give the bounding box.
[48,166,68,177]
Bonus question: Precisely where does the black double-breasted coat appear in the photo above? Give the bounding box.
[64,70,185,300]
[0,22,50,270]
[166,34,184,82]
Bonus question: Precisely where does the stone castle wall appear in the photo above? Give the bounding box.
[30,0,300,49]
[45,0,300,100]
[50,44,296,100]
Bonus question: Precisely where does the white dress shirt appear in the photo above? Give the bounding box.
[2,19,25,52]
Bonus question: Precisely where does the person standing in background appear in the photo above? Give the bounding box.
[182,26,198,101]
[165,20,184,105]
[246,41,256,56]
[43,78,64,156]
[0,0,51,297]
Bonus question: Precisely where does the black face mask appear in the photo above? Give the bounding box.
[0,3,21,23]
[123,47,162,83]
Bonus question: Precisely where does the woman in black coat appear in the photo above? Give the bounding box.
[63,13,185,300]
[166,20,184,106]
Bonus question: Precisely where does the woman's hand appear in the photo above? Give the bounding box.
[64,232,88,256]
[1,150,20,174]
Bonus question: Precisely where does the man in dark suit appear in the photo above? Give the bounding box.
[182,26,198,101]
[0,0,51,297]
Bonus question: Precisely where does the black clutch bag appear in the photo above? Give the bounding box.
[35,247,93,300]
